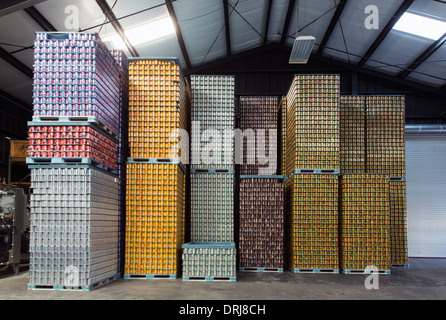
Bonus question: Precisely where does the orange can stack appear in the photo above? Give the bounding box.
[124,58,190,279]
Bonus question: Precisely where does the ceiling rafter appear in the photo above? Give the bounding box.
[95,0,139,57]
[263,0,273,46]
[24,5,56,31]
[165,0,192,69]
[223,0,232,57]
[0,47,33,79]
[316,0,348,56]
[357,0,414,67]
[281,0,296,45]
[397,32,446,78]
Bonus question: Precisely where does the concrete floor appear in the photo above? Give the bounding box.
[0,258,445,300]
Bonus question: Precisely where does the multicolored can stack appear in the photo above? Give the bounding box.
[27,32,122,290]
[239,178,284,271]
[111,50,129,275]
[279,96,287,176]
[339,174,390,273]
[124,58,189,279]
[285,74,340,176]
[340,96,366,174]
[285,174,339,272]
[239,96,278,176]
[183,75,236,281]
[366,95,408,267]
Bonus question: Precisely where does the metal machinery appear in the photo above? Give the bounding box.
[0,185,27,275]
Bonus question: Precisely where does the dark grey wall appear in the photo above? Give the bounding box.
[186,44,446,124]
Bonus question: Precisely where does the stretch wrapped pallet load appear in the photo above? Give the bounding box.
[125,164,185,278]
[239,96,278,175]
[27,124,118,170]
[191,75,235,171]
[286,74,340,176]
[33,32,121,136]
[366,96,406,178]
[279,96,287,176]
[239,178,284,271]
[389,181,408,266]
[285,174,339,273]
[339,174,390,274]
[182,242,236,281]
[28,167,119,290]
[128,58,190,161]
[190,173,234,242]
[340,96,366,174]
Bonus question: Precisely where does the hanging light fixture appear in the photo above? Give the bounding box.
[289,0,315,64]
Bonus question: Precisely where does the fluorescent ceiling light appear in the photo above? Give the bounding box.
[289,36,315,64]
[103,16,175,49]
[393,12,446,40]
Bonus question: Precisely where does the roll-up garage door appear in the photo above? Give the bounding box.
[406,134,446,257]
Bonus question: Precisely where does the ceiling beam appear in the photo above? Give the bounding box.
[397,32,446,78]
[312,53,446,97]
[223,0,232,57]
[0,47,33,79]
[280,0,296,45]
[0,0,47,18]
[263,0,273,46]
[316,0,348,56]
[24,5,56,31]
[0,88,32,113]
[95,0,139,57]
[165,0,192,69]
[357,0,414,67]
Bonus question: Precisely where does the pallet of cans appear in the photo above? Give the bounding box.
[28,167,120,290]
[190,75,235,171]
[33,32,121,136]
[389,180,408,267]
[125,163,185,279]
[340,96,366,174]
[128,58,190,161]
[285,174,339,273]
[239,178,284,271]
[182,242,236,281]
[339,174,390,274]
[239,96,278,175]
[27,123,118,170]
[190,173,234,242]
[279,96,287,176]
[366,96,406,178]
[285,74,340,176]
[111,50,129,275]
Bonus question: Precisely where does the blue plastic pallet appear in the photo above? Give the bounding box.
[293,268,339,274]
[183,277,236,281]
[342,269,390,275]
[191,169,234,174]
[127,158,181,164]
[27,158,118,175]
[124,274,177,280]
[240,175,284,179]
[240,267,283,272]
[28,275,119,291]
[292,169,340,174]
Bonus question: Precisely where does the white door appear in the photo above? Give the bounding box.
[406,134,446,257]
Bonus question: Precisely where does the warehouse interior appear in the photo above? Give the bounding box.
[1,0,446,303]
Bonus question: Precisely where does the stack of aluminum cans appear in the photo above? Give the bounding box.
[340,96,366,174]
[182,243,236,281]
[124,58,189,279]
[28,168,120,289]
[239,178,284,271]
[184,75,236,281]
[110,50,129,275]
[28,32,122,290]
[279,97,287,176]
[339,174,391,274]
[284,74,340,273]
